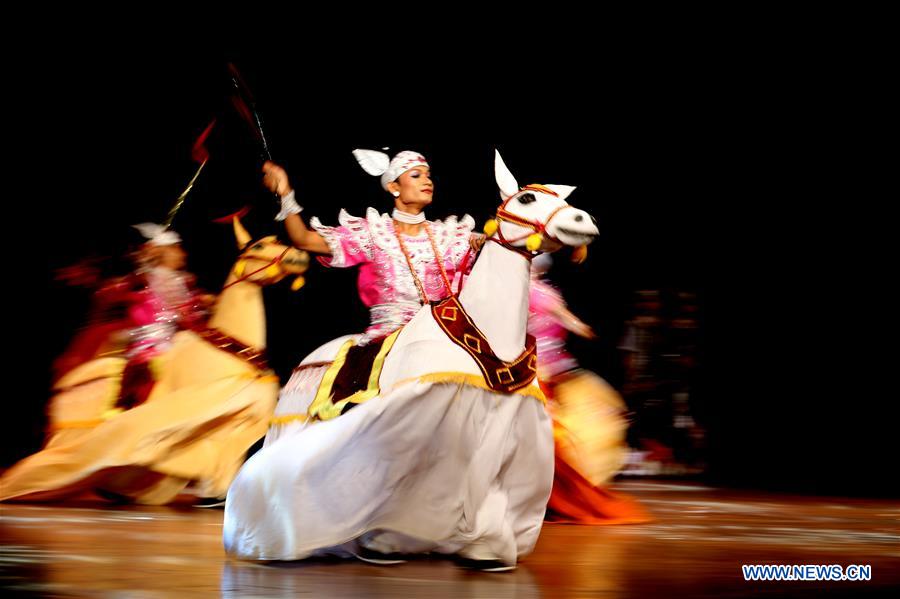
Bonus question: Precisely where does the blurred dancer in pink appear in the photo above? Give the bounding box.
[529,255,650,525]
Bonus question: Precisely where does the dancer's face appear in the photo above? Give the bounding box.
[158,244,187,270]
[388,166,433,212]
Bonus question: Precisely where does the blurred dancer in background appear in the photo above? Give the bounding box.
[529,255,649,524]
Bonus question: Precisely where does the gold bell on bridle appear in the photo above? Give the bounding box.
[291,276,306,291]
[233,260,247,277]
[483,219,499,236]
[525,233,543,252]
[265,264,281,278]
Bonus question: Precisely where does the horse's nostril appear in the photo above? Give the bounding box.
[574,215,584,222]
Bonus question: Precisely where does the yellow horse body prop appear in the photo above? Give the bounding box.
[1,218,308,504]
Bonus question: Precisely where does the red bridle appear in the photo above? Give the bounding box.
[222,244,292,290]
[489,185,574,259]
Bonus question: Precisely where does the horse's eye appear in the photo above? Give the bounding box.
[518,193,536,205]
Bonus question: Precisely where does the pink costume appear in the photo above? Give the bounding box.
[310,208,476,342]
[528,276,578,378]
[125,267,206,362]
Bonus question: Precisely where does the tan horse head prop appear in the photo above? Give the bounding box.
[227,215,310,290]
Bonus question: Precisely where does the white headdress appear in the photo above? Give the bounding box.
[531,253,554,275]
[132,223,182,246]
[352,149,429,190]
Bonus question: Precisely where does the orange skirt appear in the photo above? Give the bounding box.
[543,373,651,525]
[547,436,651,525]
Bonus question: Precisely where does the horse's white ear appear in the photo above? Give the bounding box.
[494,149,519,200]
[544,185,576,202]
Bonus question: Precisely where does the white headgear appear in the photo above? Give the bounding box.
[132,223,182,246]
[531,253,554,275]
[352,149,429,190]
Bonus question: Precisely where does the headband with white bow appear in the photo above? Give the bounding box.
[132,223,182,246]
[352,149,429,190]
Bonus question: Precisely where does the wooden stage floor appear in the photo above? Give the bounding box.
[2,481,898,597]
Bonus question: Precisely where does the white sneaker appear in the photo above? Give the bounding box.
[352,547,407,565]
[193,497,226,508]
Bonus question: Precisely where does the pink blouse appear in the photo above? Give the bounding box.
[311,208,476,342]
[127,267,206,361]
[528,277,578,378]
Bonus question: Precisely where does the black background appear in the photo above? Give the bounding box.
[5,41,888,497]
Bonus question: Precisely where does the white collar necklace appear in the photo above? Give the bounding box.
[392,208,426,225]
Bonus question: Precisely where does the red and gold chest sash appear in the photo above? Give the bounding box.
[431,296,538,394]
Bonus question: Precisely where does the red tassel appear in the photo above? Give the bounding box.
[212,205,251,224]
[191,118,216,163]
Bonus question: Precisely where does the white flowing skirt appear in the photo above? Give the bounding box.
[223,379,553,565]
[265,335,355,444]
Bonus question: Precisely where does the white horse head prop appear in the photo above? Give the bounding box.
[485,150,598,257]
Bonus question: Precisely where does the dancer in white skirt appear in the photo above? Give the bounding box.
[224,150,599,570]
